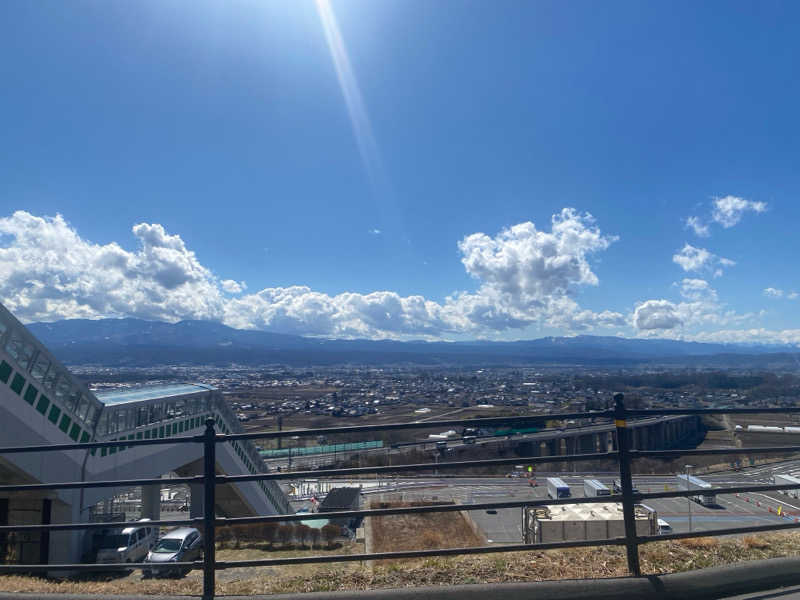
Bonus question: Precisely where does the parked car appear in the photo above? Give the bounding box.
[95,519,156,564]
[143,527,203,578]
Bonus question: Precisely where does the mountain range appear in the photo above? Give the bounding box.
[25,318,800,368]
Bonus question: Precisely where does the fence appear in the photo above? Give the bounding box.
[4,394,800,599]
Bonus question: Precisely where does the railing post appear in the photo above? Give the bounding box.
[202,418,216,600]
[614,393,641,576]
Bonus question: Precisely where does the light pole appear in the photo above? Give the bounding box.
[685,464,694,533]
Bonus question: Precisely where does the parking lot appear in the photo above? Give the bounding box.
[402,473,800,543]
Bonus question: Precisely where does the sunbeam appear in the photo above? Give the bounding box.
[315,0,385,191]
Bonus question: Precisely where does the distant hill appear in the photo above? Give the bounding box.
[24,318,800,368]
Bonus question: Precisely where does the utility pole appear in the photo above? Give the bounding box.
[685,464,694,533]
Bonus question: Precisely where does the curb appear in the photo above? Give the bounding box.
[2,556,800,600]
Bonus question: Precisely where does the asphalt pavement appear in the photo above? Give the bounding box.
[383,458,800,542]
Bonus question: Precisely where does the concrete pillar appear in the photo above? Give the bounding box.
[565,436,577,456]
[189,483,204,519]
[142,484,161,520]
[547,439,559,456]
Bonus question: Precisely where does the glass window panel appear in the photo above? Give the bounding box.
[95,411,107,436]
[5,332,26,364]
[115,409,125,432]
[43,368,59,393]
[54,378,71,400]
[18,341,36,372]
[77,395,91,421]
[137,407,147,428]
[67,391,81,413]
[86,403,98,426]
[30,355,50,383]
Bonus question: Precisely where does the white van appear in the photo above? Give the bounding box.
[657,519,672,535]
[96,519,158,563]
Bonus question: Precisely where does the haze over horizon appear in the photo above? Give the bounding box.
[2,1,799,345]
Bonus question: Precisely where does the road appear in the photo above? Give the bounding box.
[360,458,800,543]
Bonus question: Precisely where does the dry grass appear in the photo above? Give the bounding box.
[2,532,800,596]
[368,502,484,553]
[678,537,719,549]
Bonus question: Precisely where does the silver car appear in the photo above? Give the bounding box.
[143,527,202,578]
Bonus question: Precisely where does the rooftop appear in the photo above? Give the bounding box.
[319,487,361,512]
[534,503,652,522]
[95,383,216,406]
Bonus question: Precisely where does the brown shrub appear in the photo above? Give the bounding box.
[742,535,771,550]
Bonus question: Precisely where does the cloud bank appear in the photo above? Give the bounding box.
[0,209,623,339]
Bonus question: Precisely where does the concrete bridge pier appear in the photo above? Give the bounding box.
[578,434,595,454]
[565,437,577,456]
[189,483,204,519]
[141,483,161,520]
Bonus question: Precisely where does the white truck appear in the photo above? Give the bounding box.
[546,477,571,500]
[774,474,800,499]
[524,502,657,543]
[583,479,611,497]
[676,473,716,506]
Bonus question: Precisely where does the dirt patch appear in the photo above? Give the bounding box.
[368,501,485,553]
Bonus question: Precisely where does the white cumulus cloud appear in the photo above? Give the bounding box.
[764,287,784,298]
[633,279,758,335]
[0,211,226,323]
[0,209,625,339]
[672,243,735,276]
[633,300,683,330]
[712,195,767,228]
[685,216,710,237]
[221,280,247,294]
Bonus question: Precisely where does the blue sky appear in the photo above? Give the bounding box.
[1,0,799,343]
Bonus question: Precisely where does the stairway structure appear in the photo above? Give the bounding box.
[0,302,289,565]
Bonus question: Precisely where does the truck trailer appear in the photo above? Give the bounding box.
[676,473,716,506]
[547,477,571,499]
[774,474,800,499]
[583,479,611,497]
[524,503,656,544]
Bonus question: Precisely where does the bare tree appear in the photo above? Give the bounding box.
[321,523,341,549]
[309,527,321,550]
[261,522,279,548]
[277,524,294,548]
[295,524,311,549]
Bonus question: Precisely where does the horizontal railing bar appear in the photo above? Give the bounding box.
[0,516,203,533]
[638,520,800,543]
[0,474,203,493]
[5,519,800,573]
[638,481,800,500]
[218,451,619,483]
[216,494,626,528]
[632,446,800,458]
[629,407,800,416]
[0,494,622,533]
[224,410,618,441]
[0,433,203,455]
[0,561,199,573]
[214,537,627,569]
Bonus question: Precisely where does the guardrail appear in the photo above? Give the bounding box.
[3,394,800,599]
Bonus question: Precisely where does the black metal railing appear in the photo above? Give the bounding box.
[3,394,800,599]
